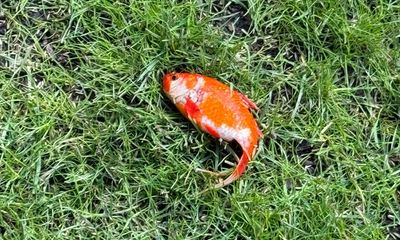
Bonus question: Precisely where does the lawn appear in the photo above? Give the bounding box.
[0,0,399,239]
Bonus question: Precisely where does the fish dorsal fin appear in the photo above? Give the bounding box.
[236,91,259,110]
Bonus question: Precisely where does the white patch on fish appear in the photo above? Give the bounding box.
[169,77,188,104]
[201,116,251,148]
[169,76,206,104]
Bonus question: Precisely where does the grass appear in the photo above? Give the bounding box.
[0,0,399,238]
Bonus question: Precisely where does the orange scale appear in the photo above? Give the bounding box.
[199,98,238,128]
[184,75,197,89]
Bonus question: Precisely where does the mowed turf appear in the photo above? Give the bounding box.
[0,0,399,239]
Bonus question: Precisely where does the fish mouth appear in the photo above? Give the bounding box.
[162,73,173,93]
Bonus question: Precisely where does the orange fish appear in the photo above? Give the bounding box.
[163,72,263,188]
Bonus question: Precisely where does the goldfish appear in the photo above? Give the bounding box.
[163,72,263,188]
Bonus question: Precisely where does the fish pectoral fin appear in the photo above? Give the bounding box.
[184,97,201,120]
[237,91,259,110]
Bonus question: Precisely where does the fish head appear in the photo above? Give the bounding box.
[163,72,200,104]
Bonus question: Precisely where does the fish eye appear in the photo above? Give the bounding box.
[171,75,177,81]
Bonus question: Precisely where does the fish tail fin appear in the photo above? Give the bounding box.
[214,145,253,188]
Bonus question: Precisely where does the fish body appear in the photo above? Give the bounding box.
[163,72,262,188]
